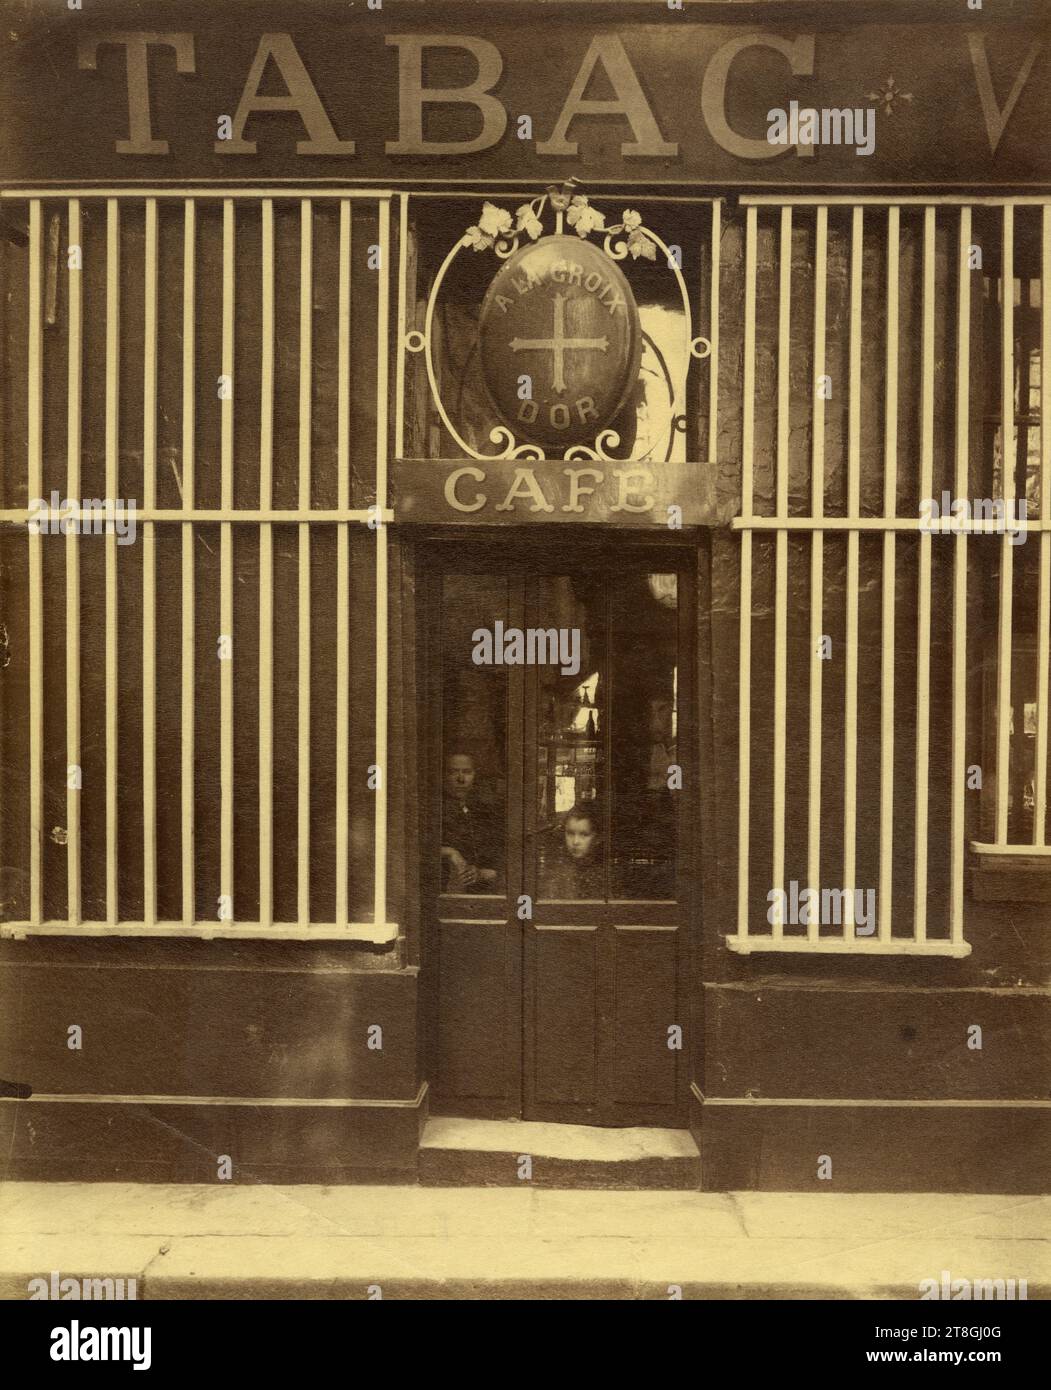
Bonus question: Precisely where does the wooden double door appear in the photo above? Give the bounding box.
[421,539,696,1127]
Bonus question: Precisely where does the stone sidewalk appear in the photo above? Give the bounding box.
[1,1184,1048,1299]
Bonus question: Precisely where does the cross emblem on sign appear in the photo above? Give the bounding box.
[509,293,609,395]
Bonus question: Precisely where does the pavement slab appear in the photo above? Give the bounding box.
[1,1182,1047,1300]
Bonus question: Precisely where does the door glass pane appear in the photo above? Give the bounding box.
[611,572,679,900]
[440,575,507,897]
[535,575,607,900]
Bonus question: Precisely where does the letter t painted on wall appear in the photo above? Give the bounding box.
[78,32,196,155]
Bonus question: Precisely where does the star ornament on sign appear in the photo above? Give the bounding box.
[865,75,914,115]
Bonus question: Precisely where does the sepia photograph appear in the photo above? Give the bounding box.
[0,0,1048,1351]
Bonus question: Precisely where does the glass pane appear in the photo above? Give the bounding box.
[440,575,507,896]
[536,575,607,900]
[610,572,679,900]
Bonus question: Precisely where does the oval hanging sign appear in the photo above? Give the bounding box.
[478,235,642,452]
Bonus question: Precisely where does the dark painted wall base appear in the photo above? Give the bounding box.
[691,1089,1051,1193]
[0,1096,425,1185]
[5,1091,1048,1191]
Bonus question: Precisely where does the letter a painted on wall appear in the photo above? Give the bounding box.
[478,235,641,450]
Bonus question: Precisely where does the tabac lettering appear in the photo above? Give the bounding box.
[70,26,1046,169]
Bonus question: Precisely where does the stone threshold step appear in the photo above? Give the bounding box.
[419,1117,701,1190]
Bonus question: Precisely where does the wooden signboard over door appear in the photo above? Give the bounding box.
[392,459,722,527]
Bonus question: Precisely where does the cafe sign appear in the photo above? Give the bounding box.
[390,458,722,528]
[408,189,705,464]
[395,187,717,525]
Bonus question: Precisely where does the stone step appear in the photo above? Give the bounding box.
[418,1117,701,1190]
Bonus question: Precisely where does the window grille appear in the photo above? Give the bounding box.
[0,191,394,940]
[2,189,1049,953]
[728,196,1051,955]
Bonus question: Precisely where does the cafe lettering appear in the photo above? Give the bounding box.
[447,466,657,514]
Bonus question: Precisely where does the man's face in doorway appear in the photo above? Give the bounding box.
[445,755,476,800]
[564,814,598,861]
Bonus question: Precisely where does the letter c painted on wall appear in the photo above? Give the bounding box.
[701,33,816,159]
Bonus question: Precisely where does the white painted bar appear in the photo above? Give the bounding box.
[771,208,791,939]
[66,200,82,927]
[259,198,275,930]
[220,199,235,920]
[394,193,408,461]
[843,207,863,941]
[950,209,972,943]
[297,200,313,929]
[733,515,1046,534]
[27,201,43,927]
[374,199,392,930]
[2,921,400,944]
[1,188,398,201]
[807,206,827,941]
[737,206,757,943]
[913,207,936,942]
[971,841,1051,856]
[4,506,388,525]
[181,200,196,927]
[142,198,158,928]
[709,199,721,464]
[335,200,352,928]
[879,207,900,943]
[726,935,971,958]
[105,199,120,926]
[742,195,1050,208]
[995,207,1014,844]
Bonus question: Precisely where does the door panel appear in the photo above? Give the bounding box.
[436,919,513,1102]
[612,926,680,1108]
[426,544,693,1127]
[531,927,601,1105]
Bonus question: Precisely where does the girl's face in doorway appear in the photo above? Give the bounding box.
[564,815,598,861]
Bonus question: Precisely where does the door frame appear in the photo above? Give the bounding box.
[415,527,703,1125]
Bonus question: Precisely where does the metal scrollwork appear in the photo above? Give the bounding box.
[563,430,623,464]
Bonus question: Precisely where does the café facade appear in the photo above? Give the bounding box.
[0,0,1049,1190]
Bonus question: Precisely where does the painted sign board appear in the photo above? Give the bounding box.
[0,3,1048,186]
[390,458,725,527]
[479,236,642,450]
